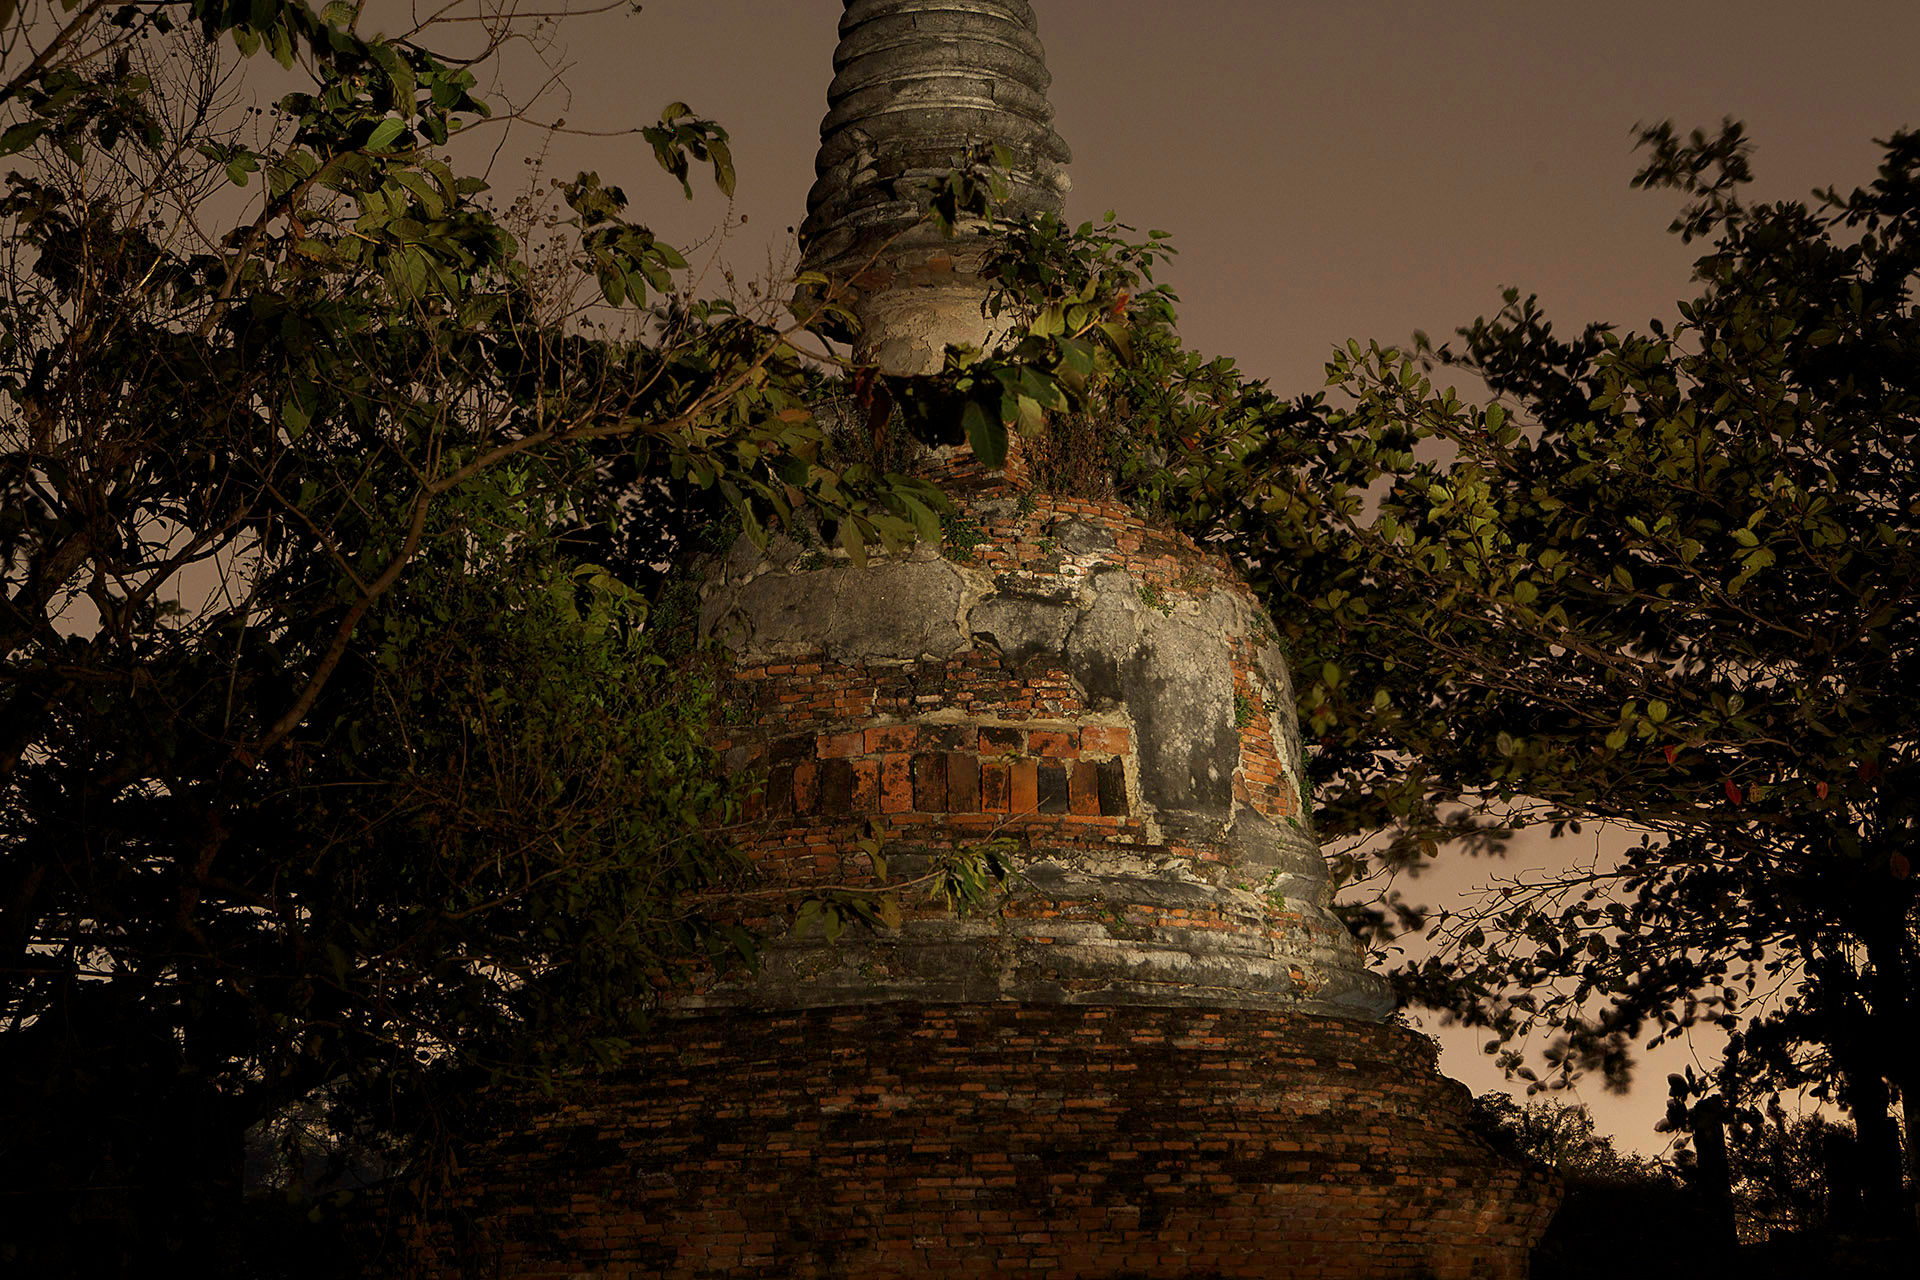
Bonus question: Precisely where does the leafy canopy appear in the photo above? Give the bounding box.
[0,2,961,1268]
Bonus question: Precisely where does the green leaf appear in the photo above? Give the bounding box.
[1014,393,1046,436]
[598,267,626,307]
[899,494,941,545]
[963,399,1006,469]
[371,42,416,116]
[839,517,868,569]
[365,118,406,152]
[392,169,445,218]
[0,120,47,157]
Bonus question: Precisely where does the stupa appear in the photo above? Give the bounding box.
[391,3,1559,1275]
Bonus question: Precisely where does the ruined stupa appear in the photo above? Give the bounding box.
[394,3,1558,1275]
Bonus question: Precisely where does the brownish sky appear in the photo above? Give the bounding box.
[434,0,1920,1153]
[481,0,1920,393]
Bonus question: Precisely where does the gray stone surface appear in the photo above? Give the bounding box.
[703,553,970,662]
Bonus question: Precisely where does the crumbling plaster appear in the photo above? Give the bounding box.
[696,497,1392,1021]
[702,509,1295,830]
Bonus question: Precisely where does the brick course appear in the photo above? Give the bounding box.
[378,1005,1557,1279]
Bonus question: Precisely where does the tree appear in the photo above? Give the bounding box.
[1469,1093,1666,1184]
[1188,123,1919,1232]
[0,3,953,1270]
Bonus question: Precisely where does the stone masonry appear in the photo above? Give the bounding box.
[367,4,1561,1275]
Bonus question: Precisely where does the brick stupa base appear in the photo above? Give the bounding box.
[380,1004,1555,1279]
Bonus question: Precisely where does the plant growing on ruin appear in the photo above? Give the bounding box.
[939,508,988,562]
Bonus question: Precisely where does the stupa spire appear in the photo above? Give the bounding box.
[800,0,1072,374]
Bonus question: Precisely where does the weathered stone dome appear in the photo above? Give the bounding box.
[800,0,1073,373]
[696,458,1391,1020]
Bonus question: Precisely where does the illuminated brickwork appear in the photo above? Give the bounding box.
[383,1006,1556,1279]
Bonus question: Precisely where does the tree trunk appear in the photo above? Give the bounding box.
[1859,887,1919,1235]
[1837,1049,1907,1231]
[1691,1096,1740,1253]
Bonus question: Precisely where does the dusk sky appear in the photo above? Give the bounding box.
[471,0,1920,395]
[434,0,1920,1154]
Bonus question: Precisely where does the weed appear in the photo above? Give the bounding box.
[941,510,987,563]
[1234,690,1259,730]
[1138,583,1173,616]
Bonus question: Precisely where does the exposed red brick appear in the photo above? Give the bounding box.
[980,762,1011,813]
[866,725,919,754]
[769,735,812,764]
[911,753,947,812]
[1036,762,1070,814]
[1010,760,1039,815]
[818,731,864,759]
[1095,759,1128,816]
[454,482,1566,1280]
[374,1005,1557,1279]
[1028,730,1076,758]
[767,765,796,819]
[1069,761,1100,816]
[880,754,913,813]
[851,760,880,812]
[946,753,980,813]
[979,726,1023,753]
